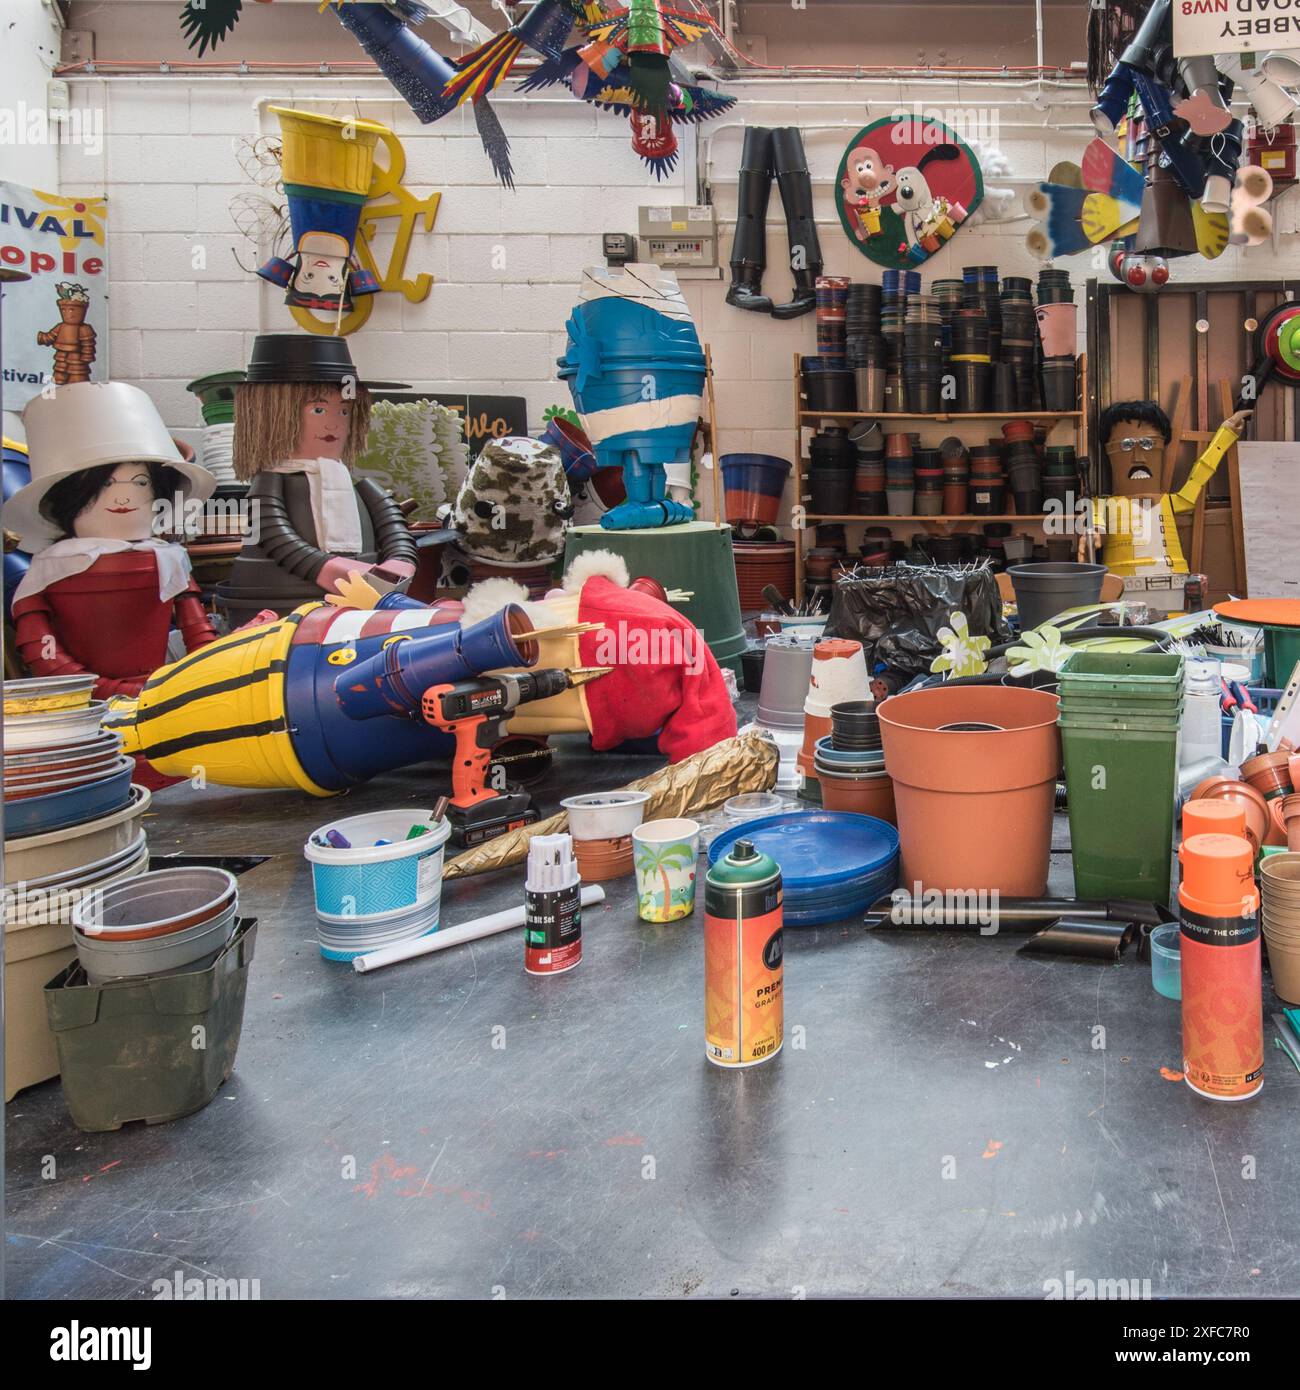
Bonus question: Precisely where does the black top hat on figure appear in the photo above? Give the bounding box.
[242,333,409,391]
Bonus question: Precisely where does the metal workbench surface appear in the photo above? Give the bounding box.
[6,710,1298,1300]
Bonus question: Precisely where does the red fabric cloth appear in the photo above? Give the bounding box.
[12,550,217,700]
[576,575,736,761]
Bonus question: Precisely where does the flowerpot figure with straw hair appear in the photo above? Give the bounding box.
[219,333,418,623]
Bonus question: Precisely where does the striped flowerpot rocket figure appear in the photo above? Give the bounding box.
[557,262,707,530]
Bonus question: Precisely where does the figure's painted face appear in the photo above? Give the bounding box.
[1105,417,1165,496]
[293,255,346,298]
[296,390,352,460]
[73,462,157,542]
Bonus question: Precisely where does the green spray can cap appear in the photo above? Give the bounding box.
[708,838,780,888]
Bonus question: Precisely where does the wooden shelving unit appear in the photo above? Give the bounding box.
[791,352,1090,601]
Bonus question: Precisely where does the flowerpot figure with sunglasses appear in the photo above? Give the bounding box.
[1088,400,1251,611]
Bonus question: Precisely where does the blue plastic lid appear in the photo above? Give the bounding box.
[707,811,899,891]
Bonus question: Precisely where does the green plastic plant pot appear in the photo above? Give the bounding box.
[1061,724,1179,903]
[1058,650,1185,692]
[564,521,747,674]
[43,919,257,1133]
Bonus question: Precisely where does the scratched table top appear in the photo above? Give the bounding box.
[6,707,1298,1300]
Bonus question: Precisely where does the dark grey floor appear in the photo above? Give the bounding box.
[6,699,1298,1300]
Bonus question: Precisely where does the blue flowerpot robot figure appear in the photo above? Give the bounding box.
[558,262,708,531]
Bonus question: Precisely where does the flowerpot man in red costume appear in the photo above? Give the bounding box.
[218,333,418,624]
[8,382,218,701]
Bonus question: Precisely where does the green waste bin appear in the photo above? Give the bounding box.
[43,918,257,1133]
[564,521,747,674]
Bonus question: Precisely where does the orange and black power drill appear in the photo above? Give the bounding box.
[421,668,601,848]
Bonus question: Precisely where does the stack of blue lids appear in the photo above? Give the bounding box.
[708,811,899,926]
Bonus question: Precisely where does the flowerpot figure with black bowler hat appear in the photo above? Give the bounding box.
[219,333,418,622]
[1089,399,1251,611]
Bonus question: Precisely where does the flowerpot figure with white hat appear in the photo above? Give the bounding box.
[8,382,218,701]
[219,333,419,623]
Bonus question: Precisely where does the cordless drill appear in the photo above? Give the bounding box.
[421,668,606,847]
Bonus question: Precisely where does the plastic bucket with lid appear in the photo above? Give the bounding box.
[304,809,452,961]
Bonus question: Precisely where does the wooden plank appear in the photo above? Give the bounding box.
[1163,375,1191,493]
[793,352,802,604]
[1220,377,1248,597]
[704,343,723,527]
[1145,294,1160,401]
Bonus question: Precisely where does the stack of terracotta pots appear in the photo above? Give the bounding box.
[813,701,895,821]
[940,437,969,515]
[1241,749,1297,849]
[797,639,871,798]
[1259,853,1300,1005]
[968,446,1005,515]
[561,791,650,882]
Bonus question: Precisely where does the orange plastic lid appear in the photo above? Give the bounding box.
[1182,800,1247,842]
[1178,832,1258,913]
[814,639,862,660]
[1214,598,1300,628]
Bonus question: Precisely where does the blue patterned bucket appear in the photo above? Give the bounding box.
[304,810,452,961]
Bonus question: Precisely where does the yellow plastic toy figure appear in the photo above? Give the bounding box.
[1089,399,1251,611]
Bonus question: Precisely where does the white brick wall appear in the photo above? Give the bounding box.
[47,73,1298,528]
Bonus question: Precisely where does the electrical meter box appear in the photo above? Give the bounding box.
[637,205,717,267]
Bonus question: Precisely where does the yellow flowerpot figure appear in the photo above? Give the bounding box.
[1089,400,1252,612]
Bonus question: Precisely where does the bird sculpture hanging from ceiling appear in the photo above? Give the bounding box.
[177,0,733,185]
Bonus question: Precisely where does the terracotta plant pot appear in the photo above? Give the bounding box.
[877,686,1061,894]
[799,639,870,777]
[1189,775,1270,855]
[816,768,896,822]
[1241,749,1294,802]
[572,834,635,882]
[1272,792,1300,851]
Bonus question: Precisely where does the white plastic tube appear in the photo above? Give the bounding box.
[351,884,606,973]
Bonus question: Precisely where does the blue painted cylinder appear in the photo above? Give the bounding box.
[333,604,536,721]
[335,3,460,124]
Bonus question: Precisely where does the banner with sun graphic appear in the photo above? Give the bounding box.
[0,184,108,407]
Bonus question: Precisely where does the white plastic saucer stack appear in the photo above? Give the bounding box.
[304,809,453,962]
[3,675,139,845]
[198,421,237,485]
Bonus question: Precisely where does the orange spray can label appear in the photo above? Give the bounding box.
[1178,832,1262,1102]
[704,852,783,1068]
[1180,907,1263,1101]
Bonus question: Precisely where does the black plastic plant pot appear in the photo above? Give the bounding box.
[809,469,855,515]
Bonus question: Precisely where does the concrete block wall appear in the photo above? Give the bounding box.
[53,72,1299,524]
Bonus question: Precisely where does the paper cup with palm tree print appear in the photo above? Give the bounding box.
[633,818,701,922]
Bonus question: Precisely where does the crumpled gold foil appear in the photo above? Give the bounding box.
[442,729,780,880]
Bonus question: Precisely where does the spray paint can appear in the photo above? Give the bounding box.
[524,833,582,976]
[704,839,783,1067]
[1179,832,1263,1101]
